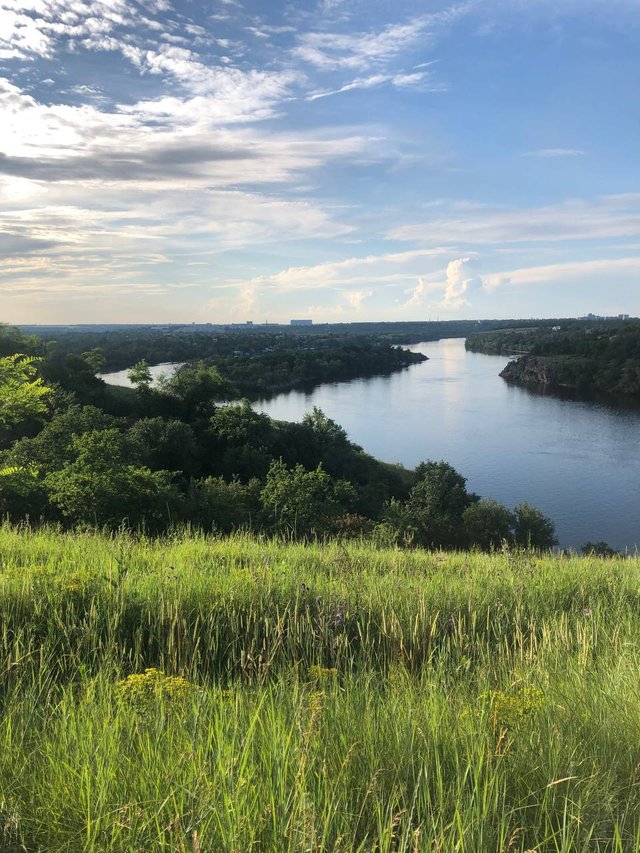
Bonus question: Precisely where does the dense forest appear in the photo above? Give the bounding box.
[466,320,640,400]
[25,318,553,372]
[0,321,558,550]
[209,343,426,397]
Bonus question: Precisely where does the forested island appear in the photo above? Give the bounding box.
[466,319,640,401]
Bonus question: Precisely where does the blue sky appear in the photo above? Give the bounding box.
[1,0,639,323]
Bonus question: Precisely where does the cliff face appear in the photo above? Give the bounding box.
[500,356,568,388]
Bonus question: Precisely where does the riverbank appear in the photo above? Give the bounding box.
[256,338,640,551]
[466,321,640,402]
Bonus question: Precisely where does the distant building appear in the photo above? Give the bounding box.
[290,319,313,326]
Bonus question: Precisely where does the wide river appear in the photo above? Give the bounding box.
[255,338,640,552]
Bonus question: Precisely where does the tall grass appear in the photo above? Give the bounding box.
[1,525,640,851]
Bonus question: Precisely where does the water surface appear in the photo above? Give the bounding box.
[100,362,182,388]
[256,338,640,551]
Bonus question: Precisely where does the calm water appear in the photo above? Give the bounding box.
[100,362,182,388]
[256,338,640,551]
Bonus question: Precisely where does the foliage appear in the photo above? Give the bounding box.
[0,465,48,520]
[127,359,153,390]
[186,476,261,533]
[0,323,40,357]
[260,459,357,536]
[212,342,427,397]
[80,348,106,375]
[128,417,198,475]
[482,685,545,732]
[467,320,640,399]
[581,540,620,557]
[383,461,478,548]
[514,502,558,549]
[0,354,50,436]
[45,429,181,529]
[0,323,558,548]
[463,498,515,550]
[160,360,237,420]
[5,404,118,473]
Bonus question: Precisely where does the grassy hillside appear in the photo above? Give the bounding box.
[1,527,640,851]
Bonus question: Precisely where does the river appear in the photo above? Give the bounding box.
[255,338,640,552]
[99,362,182,387]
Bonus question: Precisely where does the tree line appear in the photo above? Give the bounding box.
[0,322,558,550]
[466,320,640,400]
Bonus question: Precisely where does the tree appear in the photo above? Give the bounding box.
[187,476,261,533]
[462,499,515,551]
[128,359,153,391]
[6,405,118,473]
[412,461,477,518]
[161,361,236,420]
[260,459,356,537]
[0,355,50,441]
[0,324,40,358]
[0,466,48,521]
[513,502,557,550]
[127,417,198,475]
[80,348,105,375]
[396,461,477,548]
[581,540,619,557]
[45,429,181,529]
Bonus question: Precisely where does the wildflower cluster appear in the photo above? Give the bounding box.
[115,668,195,716]
[307,665,338,687]
[482,686,544,732]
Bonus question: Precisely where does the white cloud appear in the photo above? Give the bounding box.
[521,148,585,158]
[228,247,454,295]
[343,288,372,308]
[441,257,482,307]
[306,70,437,100]
[295,6,470,72]
[404,277,429,307]
[388,195,640,246]
[482,256,640,291]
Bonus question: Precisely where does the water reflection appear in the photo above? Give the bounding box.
[256,338,640,551]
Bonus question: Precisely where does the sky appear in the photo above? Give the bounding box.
[1,0,639,324]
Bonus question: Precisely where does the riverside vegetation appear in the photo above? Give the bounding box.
[0,526,639,851]
[465,319,640,401]
[0,322,557,550]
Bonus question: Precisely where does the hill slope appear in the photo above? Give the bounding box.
[1,527,639,852]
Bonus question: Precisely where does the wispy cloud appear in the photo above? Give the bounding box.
[483,256,640,291]
[306,70,440,100]
[294,6,470,72]
[388,195,640,246]
[521,148,585,158]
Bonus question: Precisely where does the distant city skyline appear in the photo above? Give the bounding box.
[1,0,639,324]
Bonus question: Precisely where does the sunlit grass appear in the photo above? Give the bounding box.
[1,525,640,851]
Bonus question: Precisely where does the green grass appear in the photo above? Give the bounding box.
[1,526,640,851]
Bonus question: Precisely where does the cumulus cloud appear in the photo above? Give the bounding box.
[442,257,482,308]
[343,289,372,308]
[404,277,429,308]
